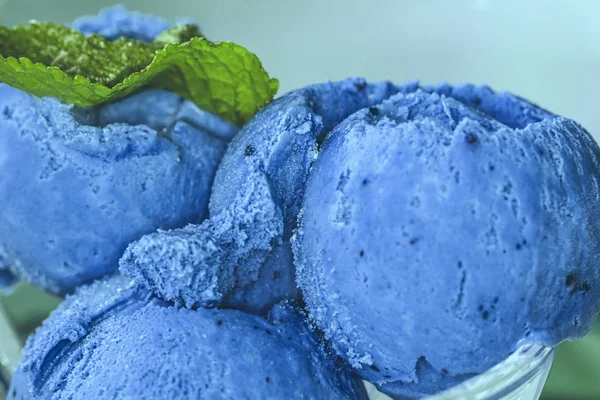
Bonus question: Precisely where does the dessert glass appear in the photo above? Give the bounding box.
[366,344,556,400]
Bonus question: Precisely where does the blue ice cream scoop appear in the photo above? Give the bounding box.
[120,78,402,314]
[294,87,600,398]
[8,274,367,400]
[0,7,238,294]
[71,4,176,42]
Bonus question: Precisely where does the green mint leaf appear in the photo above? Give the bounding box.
[0,22,279,125]
[155,24,204,44]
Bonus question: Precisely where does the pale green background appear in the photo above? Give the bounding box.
[0,1,599,399]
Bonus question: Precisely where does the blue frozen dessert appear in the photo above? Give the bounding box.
[8,274,367,400]
[0,7,238,294]
[71,5,175,42]
[122,77,600,397]
[294,86,600,398]
[120,78,401,314]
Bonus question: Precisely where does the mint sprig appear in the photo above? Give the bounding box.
[0,22,278,125]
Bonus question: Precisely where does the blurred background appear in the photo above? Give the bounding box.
[0,1,599,399]
[0,0,599,140]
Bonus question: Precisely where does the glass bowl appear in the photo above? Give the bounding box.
[366,344,555,400]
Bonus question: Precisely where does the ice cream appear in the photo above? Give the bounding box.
[0,7,238,294]
[122,77,600,398]
[120,78,402,314]
[8,274,367,400]
[293,86,600,398]
[71,5,175,42]
[5,5,599,395]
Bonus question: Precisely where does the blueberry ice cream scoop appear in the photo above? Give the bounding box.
[293,88,600,398]
[8,274,367,400]
[71,5,175,42]
[0,8,238,294]
[120,78,403,313]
